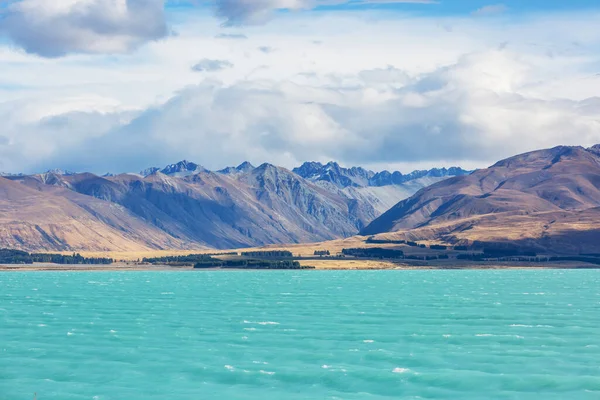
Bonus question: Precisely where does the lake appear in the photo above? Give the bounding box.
[1,270,599,399]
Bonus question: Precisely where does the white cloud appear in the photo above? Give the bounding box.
[214,33,248,39]
[191,58,234,71]
[0,0,435,56]
[258,45,275,53]
[0,0,168,57]
[3,49,599,174]
[0,9,600,174]
[214,0,437,25]
[472,4,508,16]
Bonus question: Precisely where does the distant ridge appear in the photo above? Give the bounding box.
[13,160,469,185]
[160,160,207,177]
[369,167,469,187]
[45,169,76,176]
[140,167,160,177]
[217,161,255,175]
[293,161,470,188]
[142,160,207,177]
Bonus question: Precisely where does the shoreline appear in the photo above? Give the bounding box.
[1,261,598,271]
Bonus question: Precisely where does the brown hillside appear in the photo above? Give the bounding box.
[0,176,196,252]
[362,145,600,254]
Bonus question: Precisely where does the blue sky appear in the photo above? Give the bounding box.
[0,0,599,174]
[164,0,600,16]
[315,0,600,13]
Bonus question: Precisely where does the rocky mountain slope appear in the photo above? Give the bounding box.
[0,176,194,252]
[292,161,470,213]
[362,145,600,254]
[292,161,469,188]
[1,160,467,251]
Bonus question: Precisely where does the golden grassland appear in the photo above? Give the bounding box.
[372,210,600,244]
[0,220,592,271]
[26,236,432,270]
[0,260,583,271]
[0,235,431,270]
[72,236,395,262]
[299,259,403,270]
[0,261,401,271]
[38,207,600,265]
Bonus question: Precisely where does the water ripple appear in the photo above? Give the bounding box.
[1,270,599,399]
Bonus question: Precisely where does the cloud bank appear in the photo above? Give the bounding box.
[191,58,234,72]
[0,0,435,56]
[2,49,599,174]
[214,0,437,25]
[0,7,599,174]
[0,0,168,57]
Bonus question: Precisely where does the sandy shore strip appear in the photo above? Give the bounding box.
[0,263,193,272]
[0,260,596,271]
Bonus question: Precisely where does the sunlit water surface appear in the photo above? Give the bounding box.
[1,270,599,399]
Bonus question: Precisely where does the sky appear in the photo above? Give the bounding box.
[0,0,599,174]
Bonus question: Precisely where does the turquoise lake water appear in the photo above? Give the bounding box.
[1,270,599,400]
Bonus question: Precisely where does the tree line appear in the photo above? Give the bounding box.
[0,249,113,265]
[143,253,238,264]
[194,259,313,269]
[367,237,470,251]
[240,250,293,258]
[366,237,407,244]
[405,254,450,260]
[456,248,538,261]
[342,248,405,259]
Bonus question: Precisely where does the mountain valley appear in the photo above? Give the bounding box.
[0,161,467,251]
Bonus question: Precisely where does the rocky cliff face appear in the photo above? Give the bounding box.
[293,161,471,214]
[369,167,469,186]
[293,162,373,188]
[293,162,469,188]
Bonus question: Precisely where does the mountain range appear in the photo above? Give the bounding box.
[363,145,600,254]
[0,161,468,251]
